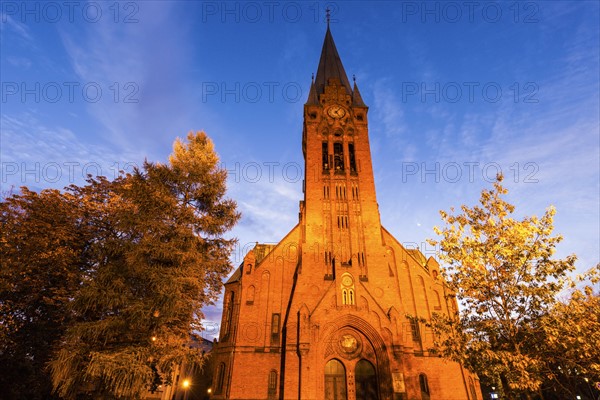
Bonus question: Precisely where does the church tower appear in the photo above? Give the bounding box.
[302,25,379,285]
[211,25,483,400]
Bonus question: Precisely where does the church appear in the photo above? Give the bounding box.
[211,23,483,400]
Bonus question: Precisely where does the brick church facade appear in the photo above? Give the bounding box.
[212,25,482,400]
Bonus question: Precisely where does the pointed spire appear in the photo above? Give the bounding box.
[306,79,319,105]
[313,25,352,96]
[352,77,366,107]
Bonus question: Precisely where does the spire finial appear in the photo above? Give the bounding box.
[311,73,314,83]
[353,74,356,84]
[326,7,331,27]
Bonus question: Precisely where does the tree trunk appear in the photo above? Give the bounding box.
[537,387,545,400]
[500,375,515,400]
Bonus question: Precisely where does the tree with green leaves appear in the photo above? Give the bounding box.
[427,176,578,399]
[1,131,239,399]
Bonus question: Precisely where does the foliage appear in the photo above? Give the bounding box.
[1,132,239,399]
[535,266,600,398]
[0,188,91,399]
[427,176,579,399]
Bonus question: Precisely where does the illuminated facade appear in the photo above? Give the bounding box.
[212,25,482,400]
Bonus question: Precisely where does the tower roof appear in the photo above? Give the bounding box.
[314,26,352,96]
[352,80,366,107]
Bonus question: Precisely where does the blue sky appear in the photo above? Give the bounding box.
[1,1,599,337]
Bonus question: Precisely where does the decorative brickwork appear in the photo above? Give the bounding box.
[212,26,483,400]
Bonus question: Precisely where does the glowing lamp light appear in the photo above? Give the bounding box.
[182,379,190,389]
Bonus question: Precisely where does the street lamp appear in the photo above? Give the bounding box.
[182,378,191,400]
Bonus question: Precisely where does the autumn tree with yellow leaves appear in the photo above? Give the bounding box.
[534,268,600,399]
[427,176,599,399]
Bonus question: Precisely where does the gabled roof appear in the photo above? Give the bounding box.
[406,249,427,267]
[225,265,242,284]
[314,26,352,96]
[381,226,432,270]
[253,243,276,265]
[224,243,277,285]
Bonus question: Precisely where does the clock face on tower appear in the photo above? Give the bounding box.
[327,105,346,119]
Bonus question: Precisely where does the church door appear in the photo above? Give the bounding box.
[355,359,378,400]
[325,359,347,400]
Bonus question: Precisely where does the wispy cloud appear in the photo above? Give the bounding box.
[371,78,416,161]
[0,14,32,41]
[57,3,201,157]
[1,113,140,190]
[6,56,32,69]
[373,9,599,273]
[233,178,299,240]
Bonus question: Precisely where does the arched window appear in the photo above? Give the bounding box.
[417,275,428,301]
[419,373,430,400]
[409,319,421,342]
[334,142,344,171]
[215,362,226,394]
[341,274,355,305]
[325,359,347,400]
[348,143,357,173]
[246,285,255,305]
[268,370,278,399]
[323,142,330,171]
[271,313,280,345]
[221,292,234,340]
[355,359,377,400]
[433,290,441,310]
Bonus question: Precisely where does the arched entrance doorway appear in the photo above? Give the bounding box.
[325,359,347,400]
[320,318,392,399]
[355,359,378,400]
